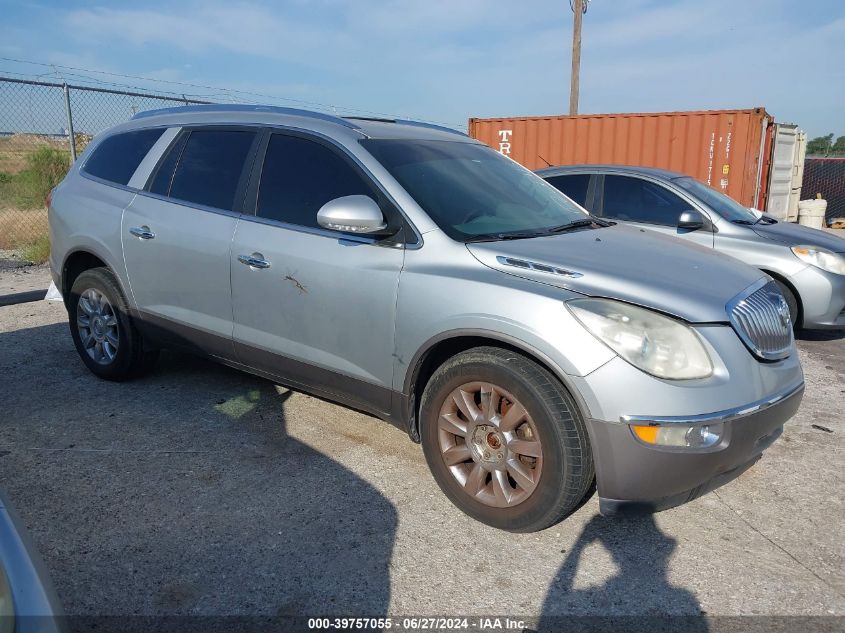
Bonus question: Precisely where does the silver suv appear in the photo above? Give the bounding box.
[49,105,804,532]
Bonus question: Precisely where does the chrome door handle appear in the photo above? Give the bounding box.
[129,226,155,240]
[238,254,271,269]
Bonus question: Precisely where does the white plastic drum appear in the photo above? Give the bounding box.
[797,199,827,229]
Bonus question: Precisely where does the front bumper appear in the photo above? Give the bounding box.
[587,382,804,514]
[789,264,845,329]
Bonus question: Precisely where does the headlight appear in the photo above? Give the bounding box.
[791,246,845,275]
[567,298,713,379]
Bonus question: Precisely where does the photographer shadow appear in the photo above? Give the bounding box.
[536,514,708,632]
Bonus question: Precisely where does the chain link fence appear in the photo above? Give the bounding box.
[0,76,207,262]
[802,157,845,226]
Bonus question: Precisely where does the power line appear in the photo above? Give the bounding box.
[0,56,467,129]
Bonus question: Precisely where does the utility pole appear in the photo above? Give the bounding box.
[569,0,587,115]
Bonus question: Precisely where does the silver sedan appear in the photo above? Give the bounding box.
[538,165,845,330]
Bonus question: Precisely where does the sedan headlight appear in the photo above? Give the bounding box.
[567,298,713,380]
[791,246,845,275]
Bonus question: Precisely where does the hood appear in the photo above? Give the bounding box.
[467,224,765,323]
[751,221,845,252]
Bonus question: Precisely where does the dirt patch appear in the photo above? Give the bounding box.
[0,262,51,294]
[0,134,66,174]
[0,249,33,271]
[0,133,86,174]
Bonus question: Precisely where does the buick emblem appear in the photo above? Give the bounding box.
[776,296,791,328]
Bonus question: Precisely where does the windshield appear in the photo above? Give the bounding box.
[673,176,758,223]
[361,139,589,240]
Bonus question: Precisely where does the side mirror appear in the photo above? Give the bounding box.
[678,210,705,231]
[316,195,388,234]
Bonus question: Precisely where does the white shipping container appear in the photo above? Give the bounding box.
[787,130,807,222]
[766,124,802,220]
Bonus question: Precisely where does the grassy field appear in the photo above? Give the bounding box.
[0,207,49,251]
[0,133,69,173]
[0,134,72,262]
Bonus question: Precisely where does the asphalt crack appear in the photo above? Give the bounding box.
[713,489,844,600]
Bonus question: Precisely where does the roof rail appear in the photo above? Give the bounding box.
[344,116,395,123]
[345,116,468,138]
[395,119,468,137]
[132,104,360,129]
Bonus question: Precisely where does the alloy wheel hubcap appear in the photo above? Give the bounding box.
[76,288,119,365]
[437,381,543,508]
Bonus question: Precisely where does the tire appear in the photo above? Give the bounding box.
[68,267,159,381]
[773,279,800,329]
[419,346,594,532]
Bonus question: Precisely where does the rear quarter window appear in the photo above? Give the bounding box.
[82,128,165,185]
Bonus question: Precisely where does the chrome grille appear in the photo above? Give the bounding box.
[728,280,793,361]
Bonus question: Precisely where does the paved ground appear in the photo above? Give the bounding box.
[0,298,842,627]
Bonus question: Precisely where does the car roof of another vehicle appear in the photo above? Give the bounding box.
[535,164,686,180]
[119,104,473,143]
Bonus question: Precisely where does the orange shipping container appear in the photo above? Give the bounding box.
[468,108,775,209]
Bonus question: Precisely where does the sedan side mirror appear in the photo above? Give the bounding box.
[317,195,388,234]
[678,210,705,231]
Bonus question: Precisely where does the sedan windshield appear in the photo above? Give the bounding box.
[673,176,759,223]
[361,139,590,241]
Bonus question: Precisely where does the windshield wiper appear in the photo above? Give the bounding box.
[546,218,604,233]
[755,216,777,225]
[731,219,756,225]
[465,218,607,243]
[464,231,548,243]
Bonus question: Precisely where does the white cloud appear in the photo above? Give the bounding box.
[46,0,845,134]
[574,4,845,133]
[586,2,715,48]
[65,3,338,59]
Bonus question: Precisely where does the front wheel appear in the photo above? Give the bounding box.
[773,279,800,329]
[419,347,594,532]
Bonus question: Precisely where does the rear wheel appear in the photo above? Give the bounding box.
[68,268,158,381]
[419,347,594,532]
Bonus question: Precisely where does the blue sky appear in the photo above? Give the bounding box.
[1,0,843,136]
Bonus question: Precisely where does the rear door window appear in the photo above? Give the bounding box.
[256,133,376,229]
[601,175,690,226]
[544,174,592,208]
[166,129,257,212]
[148,132,188,196]
[83,128,165,185]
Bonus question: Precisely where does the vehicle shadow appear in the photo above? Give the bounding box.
[0,321,397,629]
[795,327,845,341]
[535,514,708,632]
